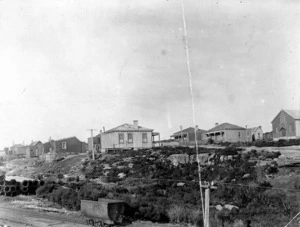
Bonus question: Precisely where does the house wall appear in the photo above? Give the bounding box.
[88,136,101,151]
[225,130,247,142]
[15,146,28,156]
[296,120,300,137]
[272,111,296,139]
[26,147,35,158]
[30,143,44,157]
[101,131,153,150]
[55,137,84,154]
[254,127,263,140]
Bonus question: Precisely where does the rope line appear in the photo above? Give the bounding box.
[180,0,205,221]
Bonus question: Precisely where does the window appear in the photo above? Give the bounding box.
[142,133,148,143]
[238,132,241,138]
[128,133,133,143]
[280,114,286,123]
[62,142,67,149]
[258,133,260,138]
[119,134,124,144]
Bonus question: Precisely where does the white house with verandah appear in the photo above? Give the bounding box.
[98,120,160,152]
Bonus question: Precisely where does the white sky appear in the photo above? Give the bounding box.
[0,0,300,148]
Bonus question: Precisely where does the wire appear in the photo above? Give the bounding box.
[180,0,205,222]
[284,211,300,227]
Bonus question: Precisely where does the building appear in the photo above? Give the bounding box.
[94,120,160,152]
[44,137,88,155]
[10,144,26,156]
[271,110,300,140]
[246,126,263,142]
[204,123,247,143]
[170,126,207,146]
[27,141,44,158]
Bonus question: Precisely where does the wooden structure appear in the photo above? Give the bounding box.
[81,199,125,225]
[204,123,247,143]
[271,109,300,140]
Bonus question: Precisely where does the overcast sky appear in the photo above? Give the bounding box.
[0,0,300,148]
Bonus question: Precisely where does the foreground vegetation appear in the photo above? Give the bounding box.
[35,147,300,226]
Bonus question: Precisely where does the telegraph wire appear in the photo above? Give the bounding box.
[180,0,205,223]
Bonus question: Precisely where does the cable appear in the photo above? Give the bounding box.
[284,211,300,227]
[180,0,205,222]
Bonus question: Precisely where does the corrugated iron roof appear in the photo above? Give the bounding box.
[172,127,207,136]
[104,123,153,133]
[284,110,300,119]
[271,109,300,123]
[206,123,246,133]
[29,141,42,146]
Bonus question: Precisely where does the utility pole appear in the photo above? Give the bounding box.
[201,182,217,227]
[180,126,183,144]
[87,129,97,160]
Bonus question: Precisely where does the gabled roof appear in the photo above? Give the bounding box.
[104,123,153,134]
[55,136,80,142]
[283,110,300,119]
[172,127,207,136]
[246,126,261,134]
[206,123,246,133]
[271,109,300,123]
[30,141,42,146]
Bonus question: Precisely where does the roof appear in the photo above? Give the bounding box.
[172,127,207,136]
[271,110,300,123]
[104,123,153,134]
[29,141,42,146]
[55,136,80,142]
[206,123,246,133]
[246,126,261,134]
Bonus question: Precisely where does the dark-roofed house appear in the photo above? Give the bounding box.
[246,126,263,142]
[271,110,300,140]
[99,120,159,151]
[44,137,88,155]
[204,123,247,142]
[170,126,207,146]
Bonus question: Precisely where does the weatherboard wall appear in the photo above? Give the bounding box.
[272,111,297,139]
[100,131,153,150]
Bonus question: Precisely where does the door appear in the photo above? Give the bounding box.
[280,127,287,137]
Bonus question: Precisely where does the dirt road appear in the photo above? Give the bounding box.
[0,199,180,227]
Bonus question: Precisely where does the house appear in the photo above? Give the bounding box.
[27,141,44,158]
[170,126,207,146]
[94,120,160,152]
[246,126,263,142]
[204,123,247,142]
[44,137,88,155]
[10,144,26,156]
[271,110,300,140]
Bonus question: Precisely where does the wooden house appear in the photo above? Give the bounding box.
[170,126,207,146]
[271,110,300,140]
[96,120,159,152]
[204,123,247,142]
[246,126,263,142]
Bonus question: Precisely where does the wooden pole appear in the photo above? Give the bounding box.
[205,187,210,227]
[201,182,217,227]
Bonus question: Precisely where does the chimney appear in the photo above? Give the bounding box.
[103,127,105,132]
[195,125,199,131]
[100,130,103,134]
[215,123,219,126]
[133,120,138,128]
